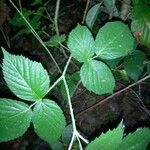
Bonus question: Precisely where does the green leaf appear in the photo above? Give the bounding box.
[45,34,66,47]
[10,8,31,27]
[0,98,32,142]
[86,123,123,150]
[124,50,146,81]
[2,48,50,101]
[67,24,95,62]
[147,61,150,74]
[61,124,73,145]
[102,58,122,69]
[103,0,119,18]
[32,99,66,144]
[86,3,101,29]
[131,4,150,48]
[118,128,150,150]
[80,60,115,95]
[95,21,136,60]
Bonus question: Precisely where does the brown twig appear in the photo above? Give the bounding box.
[76,75,150,117]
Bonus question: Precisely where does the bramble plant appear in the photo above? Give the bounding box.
[0,0,150,149]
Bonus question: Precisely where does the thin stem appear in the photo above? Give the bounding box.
[76,135,83,150]
[76,74,150,117]
[82,0,90,24]
[18,0,22,12]
[63,55,72,76]
[68,133,76,150]
[63,77,77,130]
[54,0,61,35]
[0,27,10,48]
[9,0,62,73]
[77,131,89,144]
[47,76,63,94]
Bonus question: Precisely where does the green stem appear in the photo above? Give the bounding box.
[9,0,62,73]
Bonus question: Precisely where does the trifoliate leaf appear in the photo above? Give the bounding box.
[0,98,32,142]
[80,60,115,95]
[86,123,123,150]
[95,21,136,60]
[86,3,101,29]
[32,99,66,144]
[2,48,50,101]
[124,50,146,81]
[118,128,150,150]
[131,4,150,48]
[67,24,95,62]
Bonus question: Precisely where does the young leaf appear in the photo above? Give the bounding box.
[67,24,95,62]
[86,3,101,29]
[95,21,136,60]
[118,128,150,150]
[0,98,32,142]
[131,4,150,48]
[10,8,31,27]
[32,99,66,144]
[124,50,146,81]
[86,123,123,150]
[80,60,115,95]
[45,34,66,47]
[2,48,50,101]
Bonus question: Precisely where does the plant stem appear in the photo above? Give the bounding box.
[47,76,63,94]
[54,0,61,35]
[9,0,62,73]
[82,0,90,24]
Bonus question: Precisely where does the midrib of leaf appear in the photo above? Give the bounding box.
[5,58,41,100]
[96,31,124,57]
[0,108,30,121]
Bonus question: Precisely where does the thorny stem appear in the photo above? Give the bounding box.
[9,0,62,73]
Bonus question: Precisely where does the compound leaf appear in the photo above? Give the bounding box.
[80,60,115,95]
[95,21,135,60]
[86,123,123,150]
[118,128,150,150]
[67,24,95,62]
[32,99,66,144]
[2,48,50,101]
[0,98,32,142]
[124,50,146,81]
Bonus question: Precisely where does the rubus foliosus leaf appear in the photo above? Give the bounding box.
[0,98,32,142]
[124,50,146,81]
[95,21,135,60]
[118,128,150,150]
[67,24,95,62]
[86,3,101,29]
[80,60,115,95]
[32,99,66,143]
[86,122,150,150]
[131,4,150,48]
[86,123,123,150]
[2,48,50,101]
